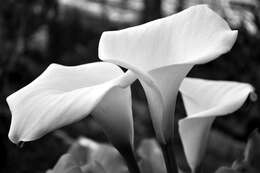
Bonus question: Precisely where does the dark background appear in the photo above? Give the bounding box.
[0,0,259,172]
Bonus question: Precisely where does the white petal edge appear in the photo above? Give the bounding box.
[7,62,134,147]
[98,5,238,143]
[178,77,254,171]
[98,60,166,143]
[99,4,237,71]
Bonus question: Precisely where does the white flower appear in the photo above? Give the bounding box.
[7,62,134,148]
[99,5,238,143]
[7,5,255,173]
[179,77,255,171]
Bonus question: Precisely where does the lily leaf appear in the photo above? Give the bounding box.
[244,129,260,170]
[179,77,254,171]
[46,154,83,173]
[232,160,258,173]
[81,161,107,173]
[49,137,127,173]
[215,167,239,173]
[67,141,89,166]
[77,137,128,173]
[99,5,237,143]
[7,62,134,149]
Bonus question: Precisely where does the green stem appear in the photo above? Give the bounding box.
[117,145,141,173]
[160,141,179,173]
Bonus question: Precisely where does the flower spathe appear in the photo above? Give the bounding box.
[99,5,238,143]
[179,77,255,171]
[6,4,252,173]
[7,62,134,148]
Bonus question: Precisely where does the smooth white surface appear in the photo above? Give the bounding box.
[179,77,254,171]
[99,5,238,142]
[7,62,134,147]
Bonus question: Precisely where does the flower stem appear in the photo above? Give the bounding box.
[160,141,179,173]
[117,144,141,173]
[192,165,202,173]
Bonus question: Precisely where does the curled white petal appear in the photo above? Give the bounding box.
[99,5,237,143]
[179,77,254,171]
[99,5,237,70]
[7,62,134,147]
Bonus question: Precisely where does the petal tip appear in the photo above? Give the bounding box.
[98,31,111,61]
[250,91,258,102]
[227,30,238,50]
[6,95,12,107]
[8,129,19,144]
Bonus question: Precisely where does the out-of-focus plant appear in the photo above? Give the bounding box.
[46,137,128,173]
[220,0,260,35]
[46,137,166,173]
[215,129,260,173]
[47,129,260,173]
[6,4,257,173]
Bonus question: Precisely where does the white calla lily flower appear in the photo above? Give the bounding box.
[99,5,237,143]
[7,62,134,148]
[179,77,255,171]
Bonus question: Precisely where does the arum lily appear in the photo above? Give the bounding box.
[179,77,255,173]
[99,4,237,144]
[6,62,140,173]
[99,4,237,172]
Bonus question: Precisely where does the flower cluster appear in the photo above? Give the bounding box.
[6,5,255,173]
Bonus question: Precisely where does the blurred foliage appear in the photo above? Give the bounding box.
[215,129,260,173]
[0,0,259,173]
[46,137,128,173]
[46,130,260,173]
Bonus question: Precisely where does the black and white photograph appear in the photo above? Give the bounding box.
[0,0,259,173]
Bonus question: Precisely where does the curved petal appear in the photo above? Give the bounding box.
[148,64,193,141]
[99,5,237,143]
[99,4,237,71]
[7,62,134,148]
[178,77,254,171]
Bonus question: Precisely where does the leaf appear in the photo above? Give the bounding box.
[81,161,107,173]
[7,62,134,150]
[49,137,129,173]
[77,137,128,173]
[47,154,83,173]
[179,77,254,171]
[232,160,258,173]
[68,142,89,166]
[99,5,237,143]
[215,167,239,173]
[244,129,260,171]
